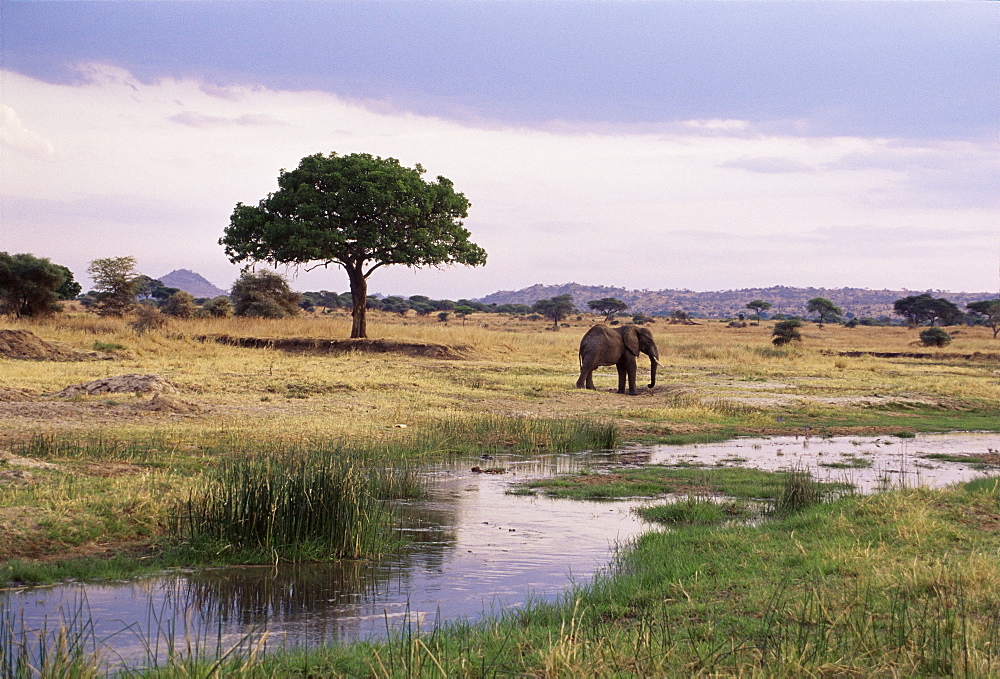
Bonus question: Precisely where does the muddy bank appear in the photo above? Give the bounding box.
[830,349,1000,361]
[196,334,469,359]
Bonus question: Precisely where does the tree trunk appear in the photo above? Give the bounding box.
[347,265,368,339]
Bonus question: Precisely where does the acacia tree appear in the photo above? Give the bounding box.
[220,152,487,338]
[87,256,141,317]
[893,294,964,327]
[967,299,1000,338]
[587,297,628,322]
[0,252,73,318]
[745,299,771,324]
[532,294,576,330]
[806,297,842,328]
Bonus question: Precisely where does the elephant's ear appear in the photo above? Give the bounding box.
[622,326,640,355]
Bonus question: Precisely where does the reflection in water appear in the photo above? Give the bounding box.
[2,450,650,670]
[3,433,996,672]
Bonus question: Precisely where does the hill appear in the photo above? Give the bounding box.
[478,283,995,320]
[158,269,228,299]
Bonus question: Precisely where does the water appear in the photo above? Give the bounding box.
[2,432,997,671]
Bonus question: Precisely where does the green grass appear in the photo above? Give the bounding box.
[175,450,418,562]
[638,495,755,525]
[63,475,996,677]
[514,464,848,502]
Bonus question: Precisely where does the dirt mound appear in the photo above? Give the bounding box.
[202,335,469,359]
[136,393,202,415]
[55,374,179,398]
[0,329,105,361]
[0,388,35,402]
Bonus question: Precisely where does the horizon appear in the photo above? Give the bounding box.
[3,2,998,297]
[155,268,996,302]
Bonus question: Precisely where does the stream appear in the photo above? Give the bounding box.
[2,432,997,671]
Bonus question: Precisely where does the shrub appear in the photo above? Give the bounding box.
[772,319,803,346]
[161,290,197,318]
[230,270,300,318]
[130,304,168,334]
[919,327,952,347]
[202,296,233,318]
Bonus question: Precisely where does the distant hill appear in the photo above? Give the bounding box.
[158,269,228,299]
[478,283,995,319]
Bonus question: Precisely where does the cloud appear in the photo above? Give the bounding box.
[0,104,55,156]
[169,111,285,128]
[719,156,816,174]
[2,65,997,297]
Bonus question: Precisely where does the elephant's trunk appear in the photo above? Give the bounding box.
[648,351,658,389]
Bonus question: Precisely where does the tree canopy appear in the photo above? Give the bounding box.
[587,297,628,322]
[87,256,142,317]
[967,299,1000,338]
[532,294,576,329]
[0,252,73,318]
[745,300,771,323]
[220,152,487,338]
[893,294,964,327]
[806,297,842,327]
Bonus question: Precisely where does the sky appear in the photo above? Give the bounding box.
[2,1,998,299]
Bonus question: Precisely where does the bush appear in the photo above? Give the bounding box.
[231,270,300,318]
[161,290,197,318]
[919,327,952,347]
[202,296,233,318]
[130,304,168,334]
[772,319,803,346]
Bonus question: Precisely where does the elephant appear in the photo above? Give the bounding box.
[576,324,660,395]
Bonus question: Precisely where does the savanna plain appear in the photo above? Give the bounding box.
[1,310,999,676]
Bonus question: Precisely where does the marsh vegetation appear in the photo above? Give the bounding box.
[1,310,998,675]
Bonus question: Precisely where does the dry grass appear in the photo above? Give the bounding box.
[1,312,998,446]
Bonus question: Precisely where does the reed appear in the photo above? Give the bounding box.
[176,450,418,561]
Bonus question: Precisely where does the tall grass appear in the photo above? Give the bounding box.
[409,414,619,455]
[176,451,418,561]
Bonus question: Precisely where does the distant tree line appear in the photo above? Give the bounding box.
[3,251,998,340]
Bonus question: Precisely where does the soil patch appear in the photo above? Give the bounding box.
[136,393,203,415]
[0,329,110,361]
[199,335,469,359]
[831,350,1000,362]
[0,388,35,402]
[55,374,178,398]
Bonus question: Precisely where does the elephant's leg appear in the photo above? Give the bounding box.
[625,359,637,395]
[577,358,598,390]
[616,364,627,394]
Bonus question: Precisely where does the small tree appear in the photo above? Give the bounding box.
[532,294,576,330]
[967,299,1000,339]
[453,305,475,325]
[919,327,952,347]
[437,311,450,324]
[230,270,301,318]
[806,297,842,328]
[202,296,233,318]
[162,290,197,318]
[772,319,803,346]
[220,152,486,338]
[0,252,72,318]
[745,300,771,324]
[87,256,141,317]
[587,297,628,322]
